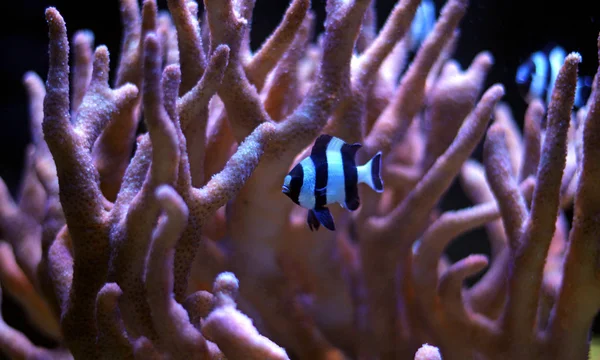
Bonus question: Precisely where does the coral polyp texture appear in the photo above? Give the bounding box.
[1,0,599,359]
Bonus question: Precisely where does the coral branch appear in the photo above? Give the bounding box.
[202,273,290,360]
[246,0,310,90]
[71,30,94,115]
[364,0,469,156]
[179,45,229,186]
[145,185,210,358]
[483,124,528,249]
[0,242,60,339]
[549,38,600,359]
[167,0,205,93]
[504,52,580,355]
[95,283,134,358]
[0,286,71,360]
[519,99,544,181]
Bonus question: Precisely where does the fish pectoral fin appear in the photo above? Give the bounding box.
[313,207,335,231]
[307,209,321,231]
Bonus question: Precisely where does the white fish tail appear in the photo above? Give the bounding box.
[357,152,384,193]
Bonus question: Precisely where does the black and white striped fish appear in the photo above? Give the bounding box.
[516,44,592,109]
[282,134,383,231]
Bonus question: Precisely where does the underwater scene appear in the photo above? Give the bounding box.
[0,0,599,358]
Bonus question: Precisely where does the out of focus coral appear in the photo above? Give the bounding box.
[1,0,599,359]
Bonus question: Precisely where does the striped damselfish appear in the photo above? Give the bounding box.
[282,134,383,231]
[516,44,592,109]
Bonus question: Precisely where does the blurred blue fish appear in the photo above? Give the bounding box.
[409,0,436,53]
[516,44,592,109]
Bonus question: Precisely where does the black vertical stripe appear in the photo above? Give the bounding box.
[311,134,333,156]
[289,164,303,205]
[311,136,330,208]
[341,143,359,210]
[371,153,383,191]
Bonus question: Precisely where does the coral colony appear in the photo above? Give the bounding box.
[1,0,600,359]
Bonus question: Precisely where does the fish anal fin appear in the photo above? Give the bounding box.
[307,210,320,231]
[314,207,335,231]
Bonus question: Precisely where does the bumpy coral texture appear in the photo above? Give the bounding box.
[1,0,600,359]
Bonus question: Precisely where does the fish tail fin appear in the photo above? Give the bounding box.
[357,152,384,193]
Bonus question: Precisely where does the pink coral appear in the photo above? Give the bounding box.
[0,0,600,359]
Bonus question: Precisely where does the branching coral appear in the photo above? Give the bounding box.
[1,0,600,359]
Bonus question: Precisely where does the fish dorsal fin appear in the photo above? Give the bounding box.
[342,143,362,159]
[311,134,333,156]
[313,207,335,231]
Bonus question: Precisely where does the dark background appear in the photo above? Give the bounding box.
[0,0,599,354]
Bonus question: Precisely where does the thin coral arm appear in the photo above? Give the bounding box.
[549,39,600,359]
[375,85,505,245]
[43,7,107,249]
[167,0,206,93]
[73,46,138,151]
[16,146,46,223]
[0,242,60,339]
[191,122,275,221]
[71,30,94,115]
[518,99,544,182]
[141,35,180,185]
[412,200,500,322]
[111,136,153,220]
[234,0,256,63]
[356,0,376,53]
[483,124,528,249]
[46,228,73,312]
[466,177,536,317]
[109,34,180,341]
[95,283,134,358]
[437,254,488,319]
[114,0,142,86]
[492,103,522,175]
[384,163,421,191]
[246,0,310,90]
[275,0,371,156]
[263,12,313,121]
[355,0,421,87]
[0,175,42,286]
[94,0,153,201]
[179,45,229,186]
[23,72,46,148]
[324,0,422,143]
[364,0,468,156]
[202,273,290,360]
[204,0,270,142]
[459,160,507,256]
[146,185,209,358]
[158,11,179,67]
[421,52,493,172]
[0,285,70,360]
[503,53,579,350]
